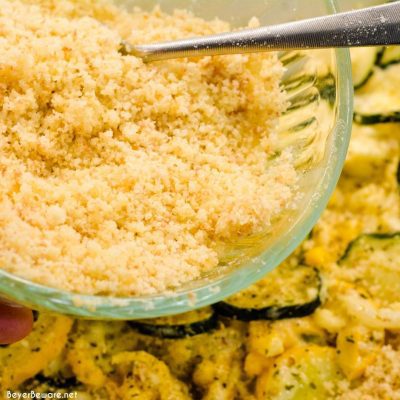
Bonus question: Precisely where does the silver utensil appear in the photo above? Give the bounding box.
[120,2,400,62]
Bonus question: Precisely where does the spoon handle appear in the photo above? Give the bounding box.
[123,2,400,62]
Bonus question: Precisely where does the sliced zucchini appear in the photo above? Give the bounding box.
[343,124,396,179]
[256,345,343,400]
[213,265,321,321]
[340,232,400,262]
[316,73,335,104]
[339,233,400,304]
[351,47,380,90]
[338,234,400,329]
[354,112,400,125]
[378,46,400,68]
[146,324,244,385]
[128,307,218,339]
[354,63,400,124]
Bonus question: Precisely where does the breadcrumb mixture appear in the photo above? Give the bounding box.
[338,346,400,400]
[0,0,295,295]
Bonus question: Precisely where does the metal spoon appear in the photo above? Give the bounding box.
[120,2,400,62]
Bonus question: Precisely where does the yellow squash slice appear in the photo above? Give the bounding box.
[0,313,72,390]
[256,345,343,400]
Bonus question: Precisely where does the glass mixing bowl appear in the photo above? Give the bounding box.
[0,0,353,319]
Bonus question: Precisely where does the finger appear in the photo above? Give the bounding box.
[0,302,33,345]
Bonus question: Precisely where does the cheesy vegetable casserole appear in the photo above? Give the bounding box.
[1,42,400,398]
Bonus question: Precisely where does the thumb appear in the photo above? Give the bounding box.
[0,300,33,345]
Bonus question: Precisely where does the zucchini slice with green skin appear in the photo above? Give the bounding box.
[256,345,344,400]
[354,63,400,124]
[129,307,218,339]
[338,233,400,329]
[213,265,321,322]
[339,233,400,304]
[351,47,380,90]
[343,124,397,179]
[378,46,400,68]
[339,232,400,264]
[316,73,335,104]
[354,112,400,125]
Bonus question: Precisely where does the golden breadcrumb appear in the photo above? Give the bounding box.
[338,346,400,400]
[0,0,295,295]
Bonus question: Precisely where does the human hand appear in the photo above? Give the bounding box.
[0,301,33,345]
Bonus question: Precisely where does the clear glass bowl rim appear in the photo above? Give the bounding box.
[0,0,353,319]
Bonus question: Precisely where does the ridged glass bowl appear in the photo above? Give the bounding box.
[0,0,353,319]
